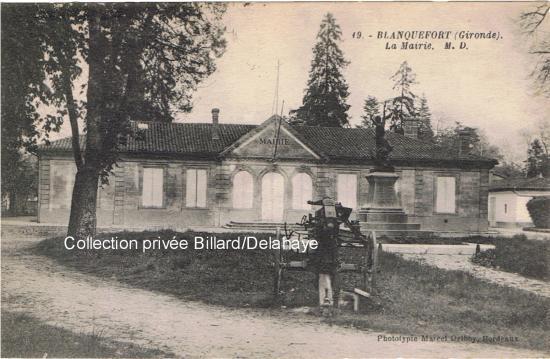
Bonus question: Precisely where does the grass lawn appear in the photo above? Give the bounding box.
[35,230,550,352]
[1,310,169,358]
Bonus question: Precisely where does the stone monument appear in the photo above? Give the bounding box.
[358,116,420,235]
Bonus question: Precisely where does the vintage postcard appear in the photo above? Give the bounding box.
[1,2,549,358]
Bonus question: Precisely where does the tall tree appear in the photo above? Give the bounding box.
[290,13,350,127]
[520,3,550,97]
[2,4,227,239]
[526,138,550,177]
[358,96,380,128]
[416,95,434,141]
[387,61,417,134]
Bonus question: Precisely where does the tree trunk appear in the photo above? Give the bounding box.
[67,167,100,239]
[8,191,17,216]
[66,6,104,240]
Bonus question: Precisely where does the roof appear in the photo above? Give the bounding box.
[41,122,255,158]
[38,119,497,167]
[489,177,550,192]
[293,125,485,163]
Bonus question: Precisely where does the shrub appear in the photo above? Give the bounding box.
[471,248,496,267]
[526,196,550,229]
[494,237,549,281]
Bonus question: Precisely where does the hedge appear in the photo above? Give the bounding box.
[494,236,549,281]
[472,235,549,281]
[526,196,550,229]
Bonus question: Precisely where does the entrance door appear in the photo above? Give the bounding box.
[261,172,284,222]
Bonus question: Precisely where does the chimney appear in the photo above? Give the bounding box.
[211,108,220,140]
[458,127,476,156]
[403,118,419,139]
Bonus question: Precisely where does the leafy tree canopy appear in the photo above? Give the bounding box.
[1,4,59,213]
[494,161,525,179]
[1,3,227,238]
[434,121,502,160]
[2,3,226,170]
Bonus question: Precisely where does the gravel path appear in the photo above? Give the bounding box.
[402,253,550,298]
[1,231,545,358]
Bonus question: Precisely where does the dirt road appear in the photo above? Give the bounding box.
[1,229,544,358]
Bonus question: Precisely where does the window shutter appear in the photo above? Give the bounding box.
[142,168,163,207]
[196,170,207,207]
[337,174,357,209]
[186,169,197,207]
[436,176,456,213]
[186,169,207,208]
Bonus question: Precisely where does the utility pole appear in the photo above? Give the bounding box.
[271,59,280,115]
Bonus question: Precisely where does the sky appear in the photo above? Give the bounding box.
[175,2,548,163]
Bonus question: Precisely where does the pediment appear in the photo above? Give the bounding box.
[221,116,321,160]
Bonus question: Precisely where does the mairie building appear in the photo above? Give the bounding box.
[37,110,497,233]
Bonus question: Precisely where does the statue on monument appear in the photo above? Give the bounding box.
[358,99,421,236]
[372,115,394,172]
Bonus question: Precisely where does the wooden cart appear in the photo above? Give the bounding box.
[273,221,379,312]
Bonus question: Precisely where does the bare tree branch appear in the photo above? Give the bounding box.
[520,3,550,96]
[520,4,549,34]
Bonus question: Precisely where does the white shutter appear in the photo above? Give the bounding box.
[151,168,163,207]
[337,174,357,209]
[186,169,207,208]
[142,168,163,207]
[196,170,207,207]
[436,176,456,213]
[142,168,153,207]
[186,169,197,207]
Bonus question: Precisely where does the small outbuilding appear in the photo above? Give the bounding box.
[488,177,550,228]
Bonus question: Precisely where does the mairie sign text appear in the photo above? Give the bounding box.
[259,137,290,145]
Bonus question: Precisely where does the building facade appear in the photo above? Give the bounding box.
[38,114,496,232]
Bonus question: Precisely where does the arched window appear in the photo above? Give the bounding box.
[262,172,285,222]
[292,172,312,210]
[232,171,254,209]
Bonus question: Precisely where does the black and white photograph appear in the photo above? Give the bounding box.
[1,1,549,357]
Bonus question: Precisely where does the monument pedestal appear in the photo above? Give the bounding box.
[358,171,421,235]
